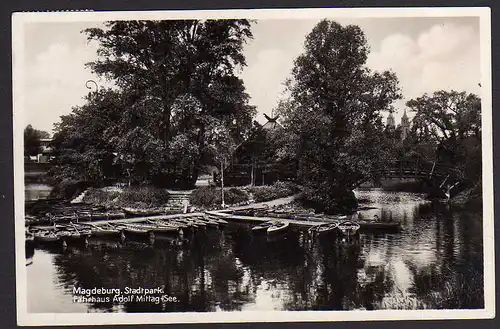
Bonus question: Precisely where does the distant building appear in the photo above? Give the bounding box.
[386,109,412,141]
[401,110,411,140]
[386,112,396,130]
[37,138,54,163]
[262,113,283,131]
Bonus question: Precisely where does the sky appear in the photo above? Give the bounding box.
[22,16,481,135]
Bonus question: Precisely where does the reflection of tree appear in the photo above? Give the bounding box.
[50,230,259,313]
[44,206,484,313]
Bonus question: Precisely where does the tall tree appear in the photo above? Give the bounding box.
[406,90,481,181]
[24,125,50,157]
[83,20,255,186]
[278,20,401,213]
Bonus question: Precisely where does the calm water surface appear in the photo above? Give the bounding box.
[25,188,483,312]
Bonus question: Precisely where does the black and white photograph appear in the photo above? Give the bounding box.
[13,7,494,326]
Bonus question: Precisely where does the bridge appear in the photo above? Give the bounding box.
[365,160,466,199]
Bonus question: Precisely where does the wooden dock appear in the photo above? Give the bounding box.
[32,212,205,229]
[206,211,402,232]
[31,210,401,233]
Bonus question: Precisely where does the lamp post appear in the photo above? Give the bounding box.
[85,80,99,98]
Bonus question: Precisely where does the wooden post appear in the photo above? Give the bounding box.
[221,160,225,207]
[439,175,449,189]
[250,160,255,187]
[429,162,436,179]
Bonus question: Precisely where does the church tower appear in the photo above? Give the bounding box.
[386,112,396,130]
[401,109,410,140]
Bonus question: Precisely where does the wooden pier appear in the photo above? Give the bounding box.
[31,210,401,232]
[206,211,402,232]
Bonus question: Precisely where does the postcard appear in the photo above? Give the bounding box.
[12,7,494,326]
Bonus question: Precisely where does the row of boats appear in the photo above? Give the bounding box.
[25,208,187,226]
[249,219,361,236]
[26,215,230,246]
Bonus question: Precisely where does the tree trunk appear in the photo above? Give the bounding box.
[221,160,225,207]
[250,160,255,187]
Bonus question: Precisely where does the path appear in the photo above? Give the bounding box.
[217,194,300,213]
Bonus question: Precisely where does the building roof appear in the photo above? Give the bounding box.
[262,113,283,130]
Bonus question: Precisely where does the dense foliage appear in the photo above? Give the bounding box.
[24,125,50,157]
[248,181,301,203]
[406,90,481,182]
[51,20,255,189]
[277,20,401,213]
[190,186,248,208]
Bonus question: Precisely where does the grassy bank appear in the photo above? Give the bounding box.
[82,186,170,209]
[189,181,301,209]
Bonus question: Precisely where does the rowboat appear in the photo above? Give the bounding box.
[115,224,152,240]
[147,219,189,230]
[25,231,35,244]
[251,221,274,233]
[80,223,121,237]
[205,215,229,226]
[90,211,126,220]
[337,221,361,236]
[55,224,92,244]
[358,221,402,232]
[310,222,339,235]
[137,223,179,234]
[122,207,166,217]
[33,230,60,243]
[267,221,289,234]
[193,216,219,229]
[169,218,201,229]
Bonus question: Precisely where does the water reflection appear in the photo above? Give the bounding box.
[25,183,52,201]
[27,190,484,313]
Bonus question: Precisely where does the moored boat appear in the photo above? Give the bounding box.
[267,221,290,234]
[122,207,166,217]
[33,230,60,244]
[357,221,401,232]
[116,224,153,240]
[310,222,339,235]
[251,221,274,233]
[337,221,361,236]
[80,223,121,237]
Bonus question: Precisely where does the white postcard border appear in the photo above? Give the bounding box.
[12,7,494,326]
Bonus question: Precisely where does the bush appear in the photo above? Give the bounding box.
[82,186,169,208]
[190,187,249,208]
[49,179,87,200]
[297,186,358,214]
[249,181,301,203]
[116,186,169,207]
[82,188,120,207]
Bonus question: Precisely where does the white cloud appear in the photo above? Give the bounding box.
[239,48,293,121]
[366,23,480,121]
[24,41,103,134]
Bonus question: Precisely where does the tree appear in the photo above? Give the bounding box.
[24,125,50,157]
[205,118,237,206]
[278,20,401,213]
[84,20,255,186]
[51,89,126,184]
[406,90,481,182]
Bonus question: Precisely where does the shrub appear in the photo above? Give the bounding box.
[82,186,169,208]
[225,188,249,205]
[82,188,120,207]
[249,181,301,202]
[190,187,249,208]
[297,186,358,214]
[49,179,87,200]
[116,186,169,207]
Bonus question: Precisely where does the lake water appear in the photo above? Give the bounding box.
[25,188,484,312]
[25,183,52,201]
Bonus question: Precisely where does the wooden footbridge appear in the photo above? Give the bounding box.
[366,160,466,199]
